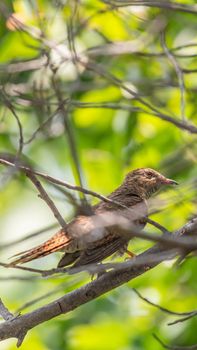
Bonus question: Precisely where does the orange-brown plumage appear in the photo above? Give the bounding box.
[10,231,71,265]
[10,168,177,267]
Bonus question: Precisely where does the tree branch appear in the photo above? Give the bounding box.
[0,218,196,346]
[25,171,67,229]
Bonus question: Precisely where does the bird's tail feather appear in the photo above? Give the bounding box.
[9,230,70,265]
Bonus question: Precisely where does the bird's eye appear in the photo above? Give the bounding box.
[146,172,153,178]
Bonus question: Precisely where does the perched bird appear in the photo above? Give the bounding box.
[10,168,177,268]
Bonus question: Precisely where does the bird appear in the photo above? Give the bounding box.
[9,168,178,268]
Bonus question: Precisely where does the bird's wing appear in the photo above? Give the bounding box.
[73,235,127,267]
[70,196,148,267]
[58,251,81,267]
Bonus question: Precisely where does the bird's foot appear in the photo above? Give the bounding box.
[90,263,107,280]
[125,249,136,260]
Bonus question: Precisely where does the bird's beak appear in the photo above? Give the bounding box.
[162,177,178,185]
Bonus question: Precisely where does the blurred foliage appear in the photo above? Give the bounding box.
[0,0,197,349]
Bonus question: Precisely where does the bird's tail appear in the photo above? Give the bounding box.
[9,230,71,265]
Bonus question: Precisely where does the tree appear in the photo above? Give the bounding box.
[0,1,196,349]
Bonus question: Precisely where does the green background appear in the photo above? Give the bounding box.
[0,1,196,349]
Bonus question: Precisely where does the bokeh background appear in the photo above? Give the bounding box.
[0,1,197,349]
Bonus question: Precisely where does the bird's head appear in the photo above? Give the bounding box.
[124,168,178,199]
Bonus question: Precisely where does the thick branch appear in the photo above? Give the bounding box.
[0,218,196,345]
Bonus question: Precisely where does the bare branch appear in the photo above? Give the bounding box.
[78,59,197,134]
[102,1,197,15]
[146,218,170,234]
[25,171,67,229]
[161,31,186,121]
[0,158,130,208]
[0,56,47,73]
[168,311,197,326]
[0,223,58,251]
[1,7,196,134]
[0,299,14,321]
[133,288,197,319]
[0,218,196,345]
[0,91,24,155]
[153,334,197,350]
[51,76,88,205]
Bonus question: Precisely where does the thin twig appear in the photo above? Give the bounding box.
[0,91,24,155]
[51,75,88,206]
[161,31,186,121]
[0,223,58,251]
[153,334,197,350]
[0,262,44,274]
[78,58,197,134]
[146,218,170,234]
[0,158,129,208]
[102,1,197,15]
[25,171,67,229]
[168,311,197,326]
[133,288,197,317]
